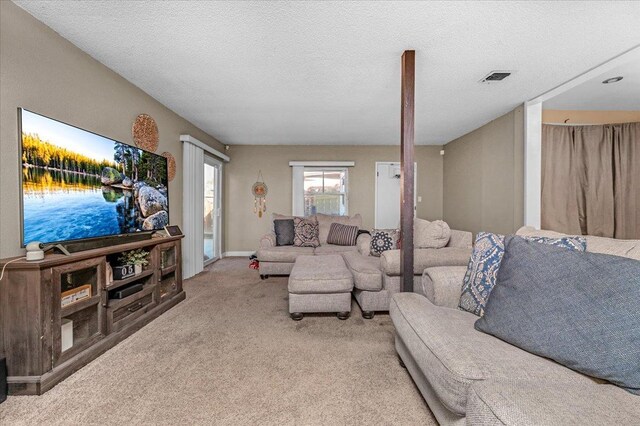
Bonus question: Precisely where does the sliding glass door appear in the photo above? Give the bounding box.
[204,156,222,265]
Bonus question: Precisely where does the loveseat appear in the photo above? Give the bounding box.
[391,226,640,425]
[257,213,363,278]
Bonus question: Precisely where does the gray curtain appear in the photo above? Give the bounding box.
[541,122,639,239]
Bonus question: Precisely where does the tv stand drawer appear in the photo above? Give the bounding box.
[109,292,155,333]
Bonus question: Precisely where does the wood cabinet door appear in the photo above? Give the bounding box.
[51,256,107,366]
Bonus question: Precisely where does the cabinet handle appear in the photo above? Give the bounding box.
[128,302,143,313]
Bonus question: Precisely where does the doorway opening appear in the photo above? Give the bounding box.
[374,162,417,229]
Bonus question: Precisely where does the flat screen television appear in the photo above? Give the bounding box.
[19,108,169,247]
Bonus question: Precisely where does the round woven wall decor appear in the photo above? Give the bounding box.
[162,151,176,181]
[132,114,159,152]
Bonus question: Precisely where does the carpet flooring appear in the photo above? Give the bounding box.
[1,258,436,425]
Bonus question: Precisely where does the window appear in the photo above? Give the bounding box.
[303,168,348,216]
[290,161,354,216]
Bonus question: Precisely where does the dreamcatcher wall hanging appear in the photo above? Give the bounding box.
[252,171,268,218]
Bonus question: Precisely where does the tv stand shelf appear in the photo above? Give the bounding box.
[107,269,155,291]
[0,235,184,395]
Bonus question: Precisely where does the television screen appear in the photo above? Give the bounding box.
[19,108,169,246]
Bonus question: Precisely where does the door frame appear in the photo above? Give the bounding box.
[374,161,417,229]
[204,155,222,265]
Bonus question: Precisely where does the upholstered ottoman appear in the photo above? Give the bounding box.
[288,255,354,320]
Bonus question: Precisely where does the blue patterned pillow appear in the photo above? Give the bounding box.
[458,232,587,316]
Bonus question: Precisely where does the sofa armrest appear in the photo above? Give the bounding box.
[259,232,277,249]
[356,233,371,256]
[418,266,467,308]
[381,247,471,276]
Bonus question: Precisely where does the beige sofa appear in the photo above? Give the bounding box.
[257,213,363,278]
[343,228,472,318]
[392,226,640,425]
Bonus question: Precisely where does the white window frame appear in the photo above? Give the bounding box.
[290,161,355,216]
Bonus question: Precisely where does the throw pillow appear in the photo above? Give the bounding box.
[370,229,400,257]
[414,218,451,249]
[458,232,506,316]
[458,232,587,316]
[475,236,640,395]
[316,213,363,245]
[326,223,359,246]
[293,217,320,248]
[273,219,295,246]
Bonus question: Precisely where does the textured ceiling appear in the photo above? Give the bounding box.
[544,59,640,110]
[14,1,640,145]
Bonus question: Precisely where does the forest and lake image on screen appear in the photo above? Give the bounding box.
[20,109,169,245]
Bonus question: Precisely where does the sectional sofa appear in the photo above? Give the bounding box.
[257,213,473,317]
[391,226,640,425]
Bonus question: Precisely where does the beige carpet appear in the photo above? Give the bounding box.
[1,258,436,425]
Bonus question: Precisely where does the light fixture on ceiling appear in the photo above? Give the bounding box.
[602,76,623,84]
[479,71,513,84]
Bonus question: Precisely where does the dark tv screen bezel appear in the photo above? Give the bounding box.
[18,107,170,248]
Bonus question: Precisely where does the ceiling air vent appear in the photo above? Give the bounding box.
[480,71,513,84]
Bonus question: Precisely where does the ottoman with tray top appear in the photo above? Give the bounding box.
[288,254,354,320]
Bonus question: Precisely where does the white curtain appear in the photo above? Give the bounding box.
[182,140,205,279]
[291,166,305,216]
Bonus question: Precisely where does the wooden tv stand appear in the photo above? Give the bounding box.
[0,235,184,395]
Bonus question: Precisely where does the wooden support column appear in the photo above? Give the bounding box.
[400,50,415,292]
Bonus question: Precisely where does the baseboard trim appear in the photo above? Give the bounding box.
[223,251,255,258]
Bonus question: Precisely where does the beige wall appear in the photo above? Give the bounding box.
[0,1,224,258]
[542,110,640,124]
[224,145,443,252]
[443,107,524,236]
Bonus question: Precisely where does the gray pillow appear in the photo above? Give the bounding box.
[475,236,640,395]
[274,219,294,246]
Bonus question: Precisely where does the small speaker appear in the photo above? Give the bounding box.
[110,283,144,299]
[0,357,7,403]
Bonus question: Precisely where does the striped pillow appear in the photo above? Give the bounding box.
[326,223,359,246]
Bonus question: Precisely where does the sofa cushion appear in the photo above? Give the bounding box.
[274,219,295,246]
[257,246,314,263]
[476,236,640,394]
[326,223,358,246]
[316,213,362,245]
[517,226,640,260]
[447,229,473,249]
[459,232,586,316]
[293,217,320,247]
[390,293,596,416]
[414,218,451,249]
[342,251,383,291]
[381,247,471,275]
[467,379,640,426]
[313,244,358,255]
[369,228,400,257]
